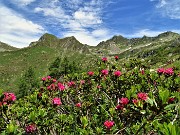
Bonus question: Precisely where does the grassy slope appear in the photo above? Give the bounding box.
[0,41,19,52]
[0,44,97,93]
[0,32,180,93]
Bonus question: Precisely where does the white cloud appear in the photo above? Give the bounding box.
[0,4,45,48]
[152,0,180,19]
[10,0,36,6]
[92,29,109,37]
[34,0,111,46]
[73,10,102,27]
[34,7,70,19]
[64,29,111,46]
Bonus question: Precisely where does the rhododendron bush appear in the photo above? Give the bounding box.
[0,58,180,134]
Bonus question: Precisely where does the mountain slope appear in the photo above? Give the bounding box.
[30,33,90,53]
[0,41,19,52]
[0,34,95,92]
[93,31,180,55]
[0,31,180,93]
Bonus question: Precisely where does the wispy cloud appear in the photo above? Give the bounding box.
[10,0,36,6]
[151,0,180,19]
[33,0,112,46]
[0,4,45,48]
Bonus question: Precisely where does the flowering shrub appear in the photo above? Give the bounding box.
[104,120,114,129]
[52,97,62,106]
[101,69,108,76]
[75,103,81,108]
[102,57,108,62]
[25,124,37,134]
[114,56,119,60]
[87,71,94,76]
[0,57,180,134]
[114,70,122,77]
[137,92,148,101]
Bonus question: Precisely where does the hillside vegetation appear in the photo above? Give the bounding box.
[0,31,180,93]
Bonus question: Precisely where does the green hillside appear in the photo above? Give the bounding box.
[0,41,19,52]
[0,31,180,93]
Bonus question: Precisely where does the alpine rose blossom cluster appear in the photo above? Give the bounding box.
[52,98,62,106]
[67,81,76,87]
[0,93,16,106]
[58,82,65,91]
[114,55,119,60]
[116,97,129,110]
[101,69,108,76]
[102,57,108,62]
[157,68,174,76]
[137,92,148,101]
[25,124,37,134]
[104,120,114,129]
[87,71,94,76]
[114,70,121,77]
[119,97,129,105]
[75,103,81,108]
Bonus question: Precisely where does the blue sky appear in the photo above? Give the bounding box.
[0,0,180,48]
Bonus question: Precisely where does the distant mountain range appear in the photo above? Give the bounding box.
[0,31,180,92]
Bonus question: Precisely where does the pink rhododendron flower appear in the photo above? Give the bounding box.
[101,69,108,76]
[119,97,129,105]
[68,81,76,87]
[168,97,175,104]
[47,76,51,79]
[137,92,148,101]
[41,77,46,81]
[97,85,101,89]
[52,98,62,106]
[75,103,81,108]
[157,68,165,74]
[37,93,42,98]
[87,71,94,76]
[80,80,85,85]
[104,120,114,129]
[141,70,145,75]
[102,57,108,62]
[114,56,119,60]
[114,70,122,77]
[3,92,16,102]
[47,84,56,90]
[58,82,65,91]
[115,104,124,110]
[164,68,174,76]
[47,85,51,90]
[132,99,139,105]
[25,124,37,134]
[3,102,7,105]
[52,79,57,82]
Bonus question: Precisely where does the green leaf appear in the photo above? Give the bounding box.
[159,88,170,104]
[140,110,146,114]
[146,98,154,106]
[164,104,176,110]
[80,116,88,128]
[109,108,115,115]
[6,122,17,133]
[0,89,3,96]
[29,111,37,121]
